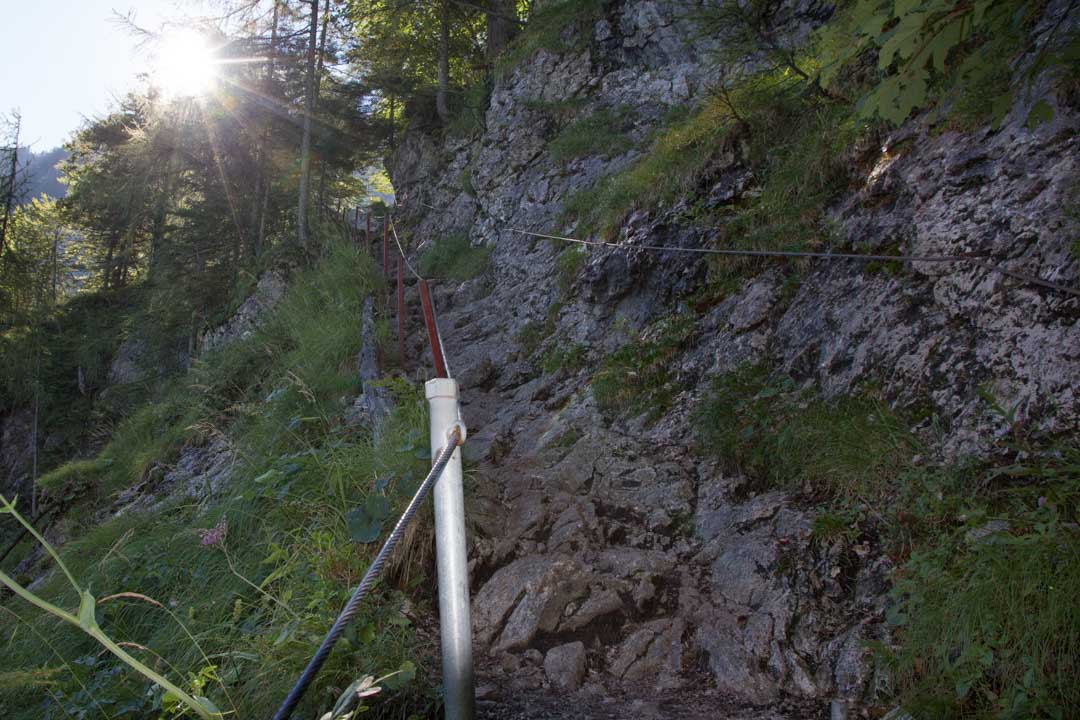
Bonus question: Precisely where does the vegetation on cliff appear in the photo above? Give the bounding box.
[1,1,1077,719]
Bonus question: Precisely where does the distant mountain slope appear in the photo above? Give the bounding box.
[17,146,69,201]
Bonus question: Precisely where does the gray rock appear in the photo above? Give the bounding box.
[200,270,286,354]
[383,0,1080,714]
[544,641,587,692]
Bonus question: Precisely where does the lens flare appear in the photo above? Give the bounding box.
[155,29,217,98]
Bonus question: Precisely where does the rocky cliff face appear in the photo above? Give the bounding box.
[388,2,1078,717]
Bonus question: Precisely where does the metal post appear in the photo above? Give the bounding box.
[382,218,390,301]
[396,255,406,367]
[425,378,474,720]
[418,279,448,378]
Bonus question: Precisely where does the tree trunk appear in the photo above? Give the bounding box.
[486,0,518,64]
[0,114,20,255]
[255,0,281,260]
[436,0,450,122]
[297,0,319,249]
[388,94,396,150]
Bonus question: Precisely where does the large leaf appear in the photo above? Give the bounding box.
[347,494,392,543]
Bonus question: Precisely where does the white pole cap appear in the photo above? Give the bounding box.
[425,377,459,400]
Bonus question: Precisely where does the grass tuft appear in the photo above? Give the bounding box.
[591,314,696,419]
[417,232,492,282]
[549,107,634,164]
[695,364,913,500]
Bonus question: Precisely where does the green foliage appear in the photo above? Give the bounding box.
[457,164,476,197]
[445,81,493,139]
[0,496,217,719]
[417,232,491,282]
[549,107,634,164]
[540,340,589,375]
[697,361,1080,718]
[562,95,734,237]
[885,449,1080,719]
[523,96,588,118]
[695,364,914,499]
[554,246,587,295]
[348,0,489,132]
[496,0,608,76]
[817,0,1073,127]
[811,509,859,543]
[591,314,696,419]
[719,86,856,254]
[516,301,563,357]
[0,241,435,719]
[36,458,112,498]
[563,68,857,248]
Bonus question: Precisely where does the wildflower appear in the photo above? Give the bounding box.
[199,517,228,546]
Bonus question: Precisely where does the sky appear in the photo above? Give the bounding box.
[1,0,211,151]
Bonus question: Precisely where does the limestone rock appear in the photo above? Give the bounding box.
[544,641,587,692]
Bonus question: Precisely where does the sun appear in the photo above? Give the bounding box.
[155,29,218,98]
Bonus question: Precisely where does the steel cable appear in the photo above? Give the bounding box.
[271,425,463,720]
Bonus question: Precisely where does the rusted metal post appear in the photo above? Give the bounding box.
[382,218,390,291]
[419,279,448,378]
[397,255,406,367]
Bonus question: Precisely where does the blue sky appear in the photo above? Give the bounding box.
[1,1,208,150]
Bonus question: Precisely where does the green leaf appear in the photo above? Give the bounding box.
[347,495,392,543]
[195,697,221,717]
[1026,100,1053,130]
[896,69,929,120]
[931,20,963,73]
[857,11,891,37]
[895,0,922,16]
[78,590,98,631]
[383,660,416,690]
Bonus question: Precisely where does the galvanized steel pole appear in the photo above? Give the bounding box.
[425,378,474,720]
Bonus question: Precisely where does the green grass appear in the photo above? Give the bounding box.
[523,96,588,118]
[884,448,1080,719]
[555,246,587,295]
[495,0,608,78]
[591,314,696,419]
[540,340,588,375]
[417,232,492,282]
[562,70,860,250]
[515,301,563,358]
[695,364,914,500]
[696,363,1080,718]
[36,457,113,499]
[549,107,634,164]
[1,240,440,719]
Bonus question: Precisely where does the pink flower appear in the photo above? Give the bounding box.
[199,518,228,546]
